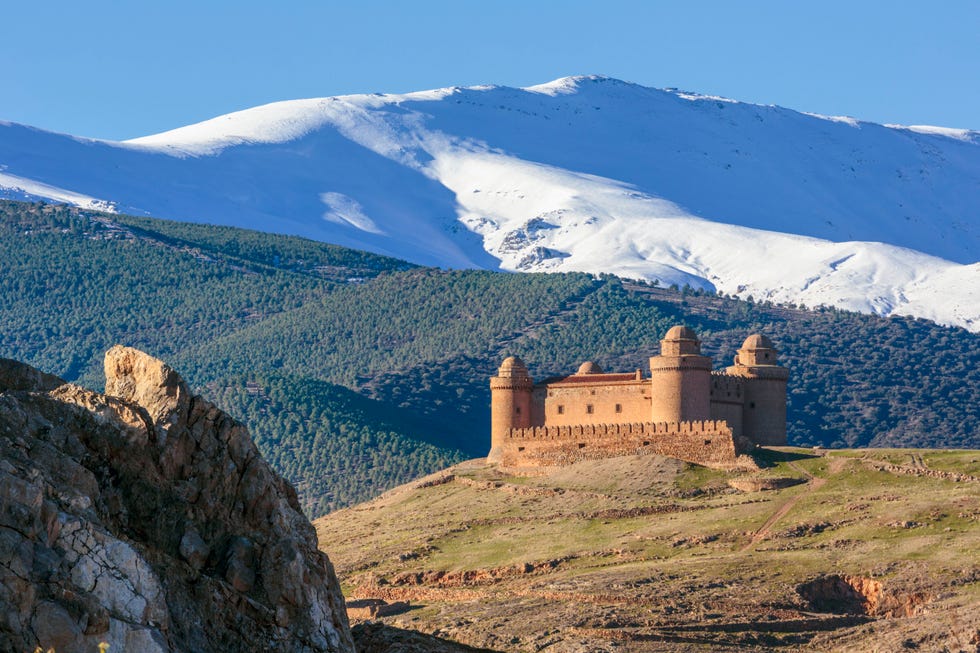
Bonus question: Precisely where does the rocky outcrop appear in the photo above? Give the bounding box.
[0,347,354,653]
[797,574,933,618]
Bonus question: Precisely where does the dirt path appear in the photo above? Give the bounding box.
[739,461,829,553]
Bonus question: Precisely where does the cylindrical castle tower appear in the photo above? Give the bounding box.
[488,356,533,464]
[649,325,712,423]
[726,334,789,445]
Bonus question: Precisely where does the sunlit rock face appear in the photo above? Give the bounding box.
[0,347,354,653]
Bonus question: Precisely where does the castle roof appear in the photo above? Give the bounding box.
[741,334,774,350]
[497,356,529,378]
[576,361,604,375]
[664,325,698,341]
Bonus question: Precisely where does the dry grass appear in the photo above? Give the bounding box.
[315,449,980,652]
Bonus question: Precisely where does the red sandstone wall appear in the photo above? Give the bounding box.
[710,401,742,438]
[499,420,741,470]
[649,359,712,424]
[742,377,787,446]
[530,380,649,426]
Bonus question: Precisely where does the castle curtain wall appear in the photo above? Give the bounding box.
[709,373,745,438]
[531,379,649,427]
[709,399,743,438]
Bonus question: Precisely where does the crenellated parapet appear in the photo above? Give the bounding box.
[506,419,735,441]
[490,375,534,391]
[497,419,744,471]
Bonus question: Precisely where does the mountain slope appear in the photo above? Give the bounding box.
[1,200,979,520]
[1,76,977,331]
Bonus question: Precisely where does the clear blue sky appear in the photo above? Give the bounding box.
[3,0,978,140]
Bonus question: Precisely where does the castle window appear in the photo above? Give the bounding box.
[642,440,650,446]
[577,443,586,449]
[590,389,596,395]
[518,446,525,452]
[615,404,622,413]
[749,402,756,409]
[704,439,711,445]
[586,404,594,414]
[557,405,564,415]
[515,406,521,415]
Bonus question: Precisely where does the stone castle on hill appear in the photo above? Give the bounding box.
[488,326,789,470]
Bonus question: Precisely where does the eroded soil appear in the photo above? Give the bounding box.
[317,449,980,652]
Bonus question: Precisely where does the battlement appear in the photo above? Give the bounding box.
[497,419,744,471]
[506,419,734,441]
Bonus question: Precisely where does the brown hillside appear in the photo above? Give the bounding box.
[315,451,980,652]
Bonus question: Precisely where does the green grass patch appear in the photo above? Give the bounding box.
[674,463,730,491]
[921,450,980,475]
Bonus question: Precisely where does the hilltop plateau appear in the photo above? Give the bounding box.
[315,451,980,652]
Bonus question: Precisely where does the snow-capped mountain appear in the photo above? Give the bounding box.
[1,76,978,331]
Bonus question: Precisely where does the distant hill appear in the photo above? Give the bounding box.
[1,76,978,331]
[1,200,978,515]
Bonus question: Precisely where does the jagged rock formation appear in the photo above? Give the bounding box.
[0,347,354,653]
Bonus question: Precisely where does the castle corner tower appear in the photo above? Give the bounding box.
[488,356,533,463]
[649,326,712,423]
[726,334,789,445]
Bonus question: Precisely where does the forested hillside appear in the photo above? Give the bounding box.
[1,200,977,515]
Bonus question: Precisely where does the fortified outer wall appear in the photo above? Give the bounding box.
[498,420,742,470]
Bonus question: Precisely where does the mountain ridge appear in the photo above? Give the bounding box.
[1,75,978,331]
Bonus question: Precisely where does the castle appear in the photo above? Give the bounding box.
[488,326,789,470]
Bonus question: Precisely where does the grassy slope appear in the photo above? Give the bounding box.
[315,449,980,652]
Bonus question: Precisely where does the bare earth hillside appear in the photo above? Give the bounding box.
[315,451,980,652]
